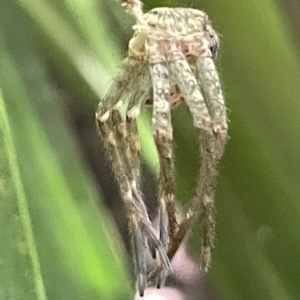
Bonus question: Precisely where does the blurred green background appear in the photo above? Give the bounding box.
[1,0,300,299]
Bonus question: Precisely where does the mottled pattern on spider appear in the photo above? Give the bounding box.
[96,0,228,296]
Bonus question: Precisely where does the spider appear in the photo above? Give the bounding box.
[96,0,228,296]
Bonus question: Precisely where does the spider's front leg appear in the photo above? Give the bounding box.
[169,129,227,270]
[149,62,178,287]
[96,59,171,296]
[197,57,228,135]
[195,56,228,269]
[170,58,212,132]
[168,54,228,271]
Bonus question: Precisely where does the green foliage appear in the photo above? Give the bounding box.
[0,0,300,299]
[0,0,131,299]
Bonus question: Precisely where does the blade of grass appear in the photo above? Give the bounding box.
[0,14,132,299]
[0,90,47,300]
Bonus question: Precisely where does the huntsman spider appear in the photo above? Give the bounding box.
[96,0,228,296]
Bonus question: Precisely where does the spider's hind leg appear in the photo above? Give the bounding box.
[149,62,178,286]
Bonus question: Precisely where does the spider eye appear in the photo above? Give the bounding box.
[210,42,218,59]
[203,21,219,59]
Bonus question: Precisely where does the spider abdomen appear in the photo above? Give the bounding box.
[145,8,207,34]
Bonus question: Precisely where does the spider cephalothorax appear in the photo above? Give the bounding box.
[96,0,228,296]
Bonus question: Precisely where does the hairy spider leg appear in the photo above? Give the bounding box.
[112,107,173,294]
[170,58,212,132]
[113,110,170,295]
[197,57,228,135]
[97,112,149,295]
[193,57,227,270]
[96,60,148,212]
[115,62,150,199]
[195,130,227,271]
[110,109,144,203]
[126,62,151,188]
[126,64,160,260]
[97,113,171,296]
[126,66,175,288]
[96,60,171,296]
[149,62,177,287]
[167,57,228,271]
[165,130,226,272]
[96,58,135,121]
[168,58,227,272]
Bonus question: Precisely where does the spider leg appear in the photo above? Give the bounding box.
[169,130,226,271]
[149,62,177,286]
[196,57,228,136]
[96,58,137,122]
[169,58,212,132]
[198,130,227,271]
[126,61,151,165]
[125,62,164,261]
[168,57,228,271]
[118,62,150,197]
[97,114,146,295]
[97,112,171,296]
[126,65,160,260]
[96,61,171,296]
[127,69,177,288]
[195,57,228,270]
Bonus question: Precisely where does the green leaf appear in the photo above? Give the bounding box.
[0,1,132,298]
[0,90,47,300]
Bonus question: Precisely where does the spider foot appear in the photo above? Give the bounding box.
[137,273,147,297]
[140,219,173,270]
[147,264,168,288]
[144,251,172,293]
[155,269,168,289]
[200,246,211,273]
